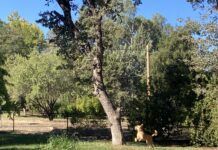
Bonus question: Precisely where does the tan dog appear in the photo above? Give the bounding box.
[135,124,158,147]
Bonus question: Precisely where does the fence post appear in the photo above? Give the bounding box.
[12,113,15,132]
[0,107,2,128]
[0,114,1,128]
[66,115,69,135]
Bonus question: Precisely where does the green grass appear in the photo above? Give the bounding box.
[0,132,48,150]
[0,144,41,150]
[0,133,216,150]
[64,141,215,150]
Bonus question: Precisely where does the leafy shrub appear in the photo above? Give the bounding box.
[75,96,104,118]
[43,135,76,150]
[59,96,105,125]
[190,75,218,146]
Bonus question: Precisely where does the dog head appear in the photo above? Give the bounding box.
[135,124,143,132]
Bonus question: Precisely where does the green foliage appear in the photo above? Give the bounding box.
[150,28,197,131]
[75,96,104,117]
[43,135,76,150]
[126,27,198,135]
[187,0,218,11]
[0,20,9,110]
[59,95,104,124]
[190,75,218,146]
[103,13,164,52]
[5,51,69,120]
[104,49,145,108]
[0,67,9,110]
[0,12,44,58]
[185,14,218,146]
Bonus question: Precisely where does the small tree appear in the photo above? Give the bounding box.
[5,51,70,120]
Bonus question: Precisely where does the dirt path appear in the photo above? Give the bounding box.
[0,114,69,133]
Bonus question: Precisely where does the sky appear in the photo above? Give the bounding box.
[0,0,200,35]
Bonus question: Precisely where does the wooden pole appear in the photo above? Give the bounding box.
[146,44,151,96]
[12,113,15,132]
[0,106,2,128]
[0,114,2,128]
[66,116,69,135]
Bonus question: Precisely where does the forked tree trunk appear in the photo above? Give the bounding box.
[51,0,124,145]
[92,17,124,145]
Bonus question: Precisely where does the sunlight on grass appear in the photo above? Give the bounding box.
[0,141,214,150]
[75,141,212,150]
[0,133,215,150]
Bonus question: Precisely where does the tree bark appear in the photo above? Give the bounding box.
[92,17,124,145]
[23,108,26,116]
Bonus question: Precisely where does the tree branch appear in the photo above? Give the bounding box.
[56,0,79,33]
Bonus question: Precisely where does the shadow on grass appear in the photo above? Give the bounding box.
[0,131,49,147]
[0,128,191,150]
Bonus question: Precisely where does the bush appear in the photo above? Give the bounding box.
[58,98,106,128]
[190,75,218,146]
[75,96,104,118]
[43,135,76,150]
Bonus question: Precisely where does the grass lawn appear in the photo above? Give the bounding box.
[75,141,216,150]
[0,132,217,150]
[0,142,216,150]
[0,132,48,150]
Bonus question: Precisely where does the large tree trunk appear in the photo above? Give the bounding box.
[92,17,124,145]
[94,83,124,145]
[50,0,124,145]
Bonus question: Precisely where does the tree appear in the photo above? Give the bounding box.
[187,0,218,10]
[0,14,45,116]
[5,51,70,120]
[0,67,9,111]
[126,25,199,137]
[0,20,10,112]
[0,12,44,58]
[104,50,145,113]
[37,0,142,145]
[183,16,218,147]
[190,73,218,146]
[152,27,197,131]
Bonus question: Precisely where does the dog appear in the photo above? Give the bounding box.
[134,124,158,147]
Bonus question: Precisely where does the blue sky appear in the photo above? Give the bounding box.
[0,0,200,35]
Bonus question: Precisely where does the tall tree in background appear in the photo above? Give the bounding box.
[0,13,45,115]
[0,12,44,58]
[0,55,9,112]
[184,2,218,145]
[0,20,10,112]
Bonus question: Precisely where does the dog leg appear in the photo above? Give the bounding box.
[135,137,138,142]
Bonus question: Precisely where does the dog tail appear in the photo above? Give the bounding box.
[152,130,158,137]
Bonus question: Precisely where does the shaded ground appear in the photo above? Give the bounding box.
[0,131,49,148]
[0,115,217,149]
[0,114,189,144]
